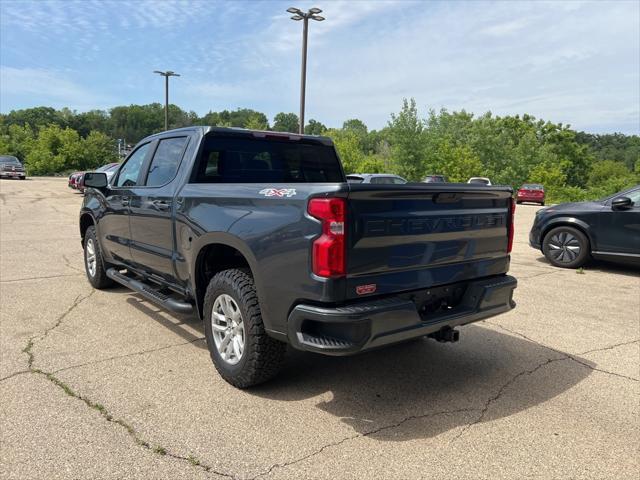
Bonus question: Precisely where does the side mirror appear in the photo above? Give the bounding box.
[83,172,108,189]
[611,196,633,210]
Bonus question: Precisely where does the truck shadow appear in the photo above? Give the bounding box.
[124,296,207,349]
[251,324,593,441]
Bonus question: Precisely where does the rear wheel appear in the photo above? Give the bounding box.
[542,226,589,268]
[83,225,114,289]
[203,269,286,388]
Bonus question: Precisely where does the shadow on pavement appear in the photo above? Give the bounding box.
[535,255,639,277]
[124,296,206,349]
[250,325,593,441]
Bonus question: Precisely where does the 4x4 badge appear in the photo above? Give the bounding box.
[259,188,297,198]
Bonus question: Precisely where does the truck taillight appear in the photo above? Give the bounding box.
[308,197,346,277]
[507,197,516,253]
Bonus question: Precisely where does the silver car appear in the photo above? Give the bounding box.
[346,174,407,185]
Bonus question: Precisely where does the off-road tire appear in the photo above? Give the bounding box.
[542,226,590,269]
[83,225,114,289]
[203,269,286,388]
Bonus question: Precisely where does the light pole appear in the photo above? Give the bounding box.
[153,70,180,131]
[287,7,324,134]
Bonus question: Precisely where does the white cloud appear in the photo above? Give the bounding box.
[0,67,111,110]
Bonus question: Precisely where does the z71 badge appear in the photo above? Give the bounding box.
[259,188,297,198]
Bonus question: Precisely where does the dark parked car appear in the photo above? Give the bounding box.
[346,173,407,184]
[530,185,640,268]
[0,155,26,180]
[517,184,545,205]
[81,127,517,387]
[423,175,447,183]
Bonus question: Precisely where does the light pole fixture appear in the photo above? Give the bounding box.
[153,70,181,131]
[287,7,325,134]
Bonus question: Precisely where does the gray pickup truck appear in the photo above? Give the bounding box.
[81,127,517,387]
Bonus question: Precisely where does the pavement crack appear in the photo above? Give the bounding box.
[62,253,84,273]
[50,336,206,375]
[31,369,232,478]
[0,370,30,383]
[484,321,640,382]
[577,339,639,356]
[18,291,232,478]
[451,356,565,443]
[250,407,478,479]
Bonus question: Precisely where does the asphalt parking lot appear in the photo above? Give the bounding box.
[1,177,638,479]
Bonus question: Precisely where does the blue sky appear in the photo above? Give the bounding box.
[1,0,638,133]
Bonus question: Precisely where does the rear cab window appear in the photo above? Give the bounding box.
[191,135,344,183]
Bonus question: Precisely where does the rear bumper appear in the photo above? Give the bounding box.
[517,195,544,203]
[287,275,517,355]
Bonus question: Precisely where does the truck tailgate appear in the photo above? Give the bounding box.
[345,184,513,300]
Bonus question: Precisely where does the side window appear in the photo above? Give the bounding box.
[627,189,640,205]
[115,143,150,187]
[145,137,188,186]
[372,177,393,184]
[392,177,406,184]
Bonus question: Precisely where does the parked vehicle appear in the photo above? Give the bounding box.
[78,163,120,192]
[81,127,517,387]
[346,173,407,184]
[517,184,545,205]
[71,163,120,193]
[0,155,26,180]
[530,185,640,268]
[68,171,84,190]
[423,175,447,183]
[468,177,492,186]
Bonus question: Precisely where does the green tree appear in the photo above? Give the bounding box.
[272,112,299,133]
[304,119,326,135]
[386,98,425,180]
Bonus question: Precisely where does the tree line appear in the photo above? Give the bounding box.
[0,101,637,202]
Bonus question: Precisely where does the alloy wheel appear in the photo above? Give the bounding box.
[86,238,97,277]
[211,294,245,365]
[547,231,581,264]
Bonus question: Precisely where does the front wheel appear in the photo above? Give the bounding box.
[83,226,114,289]
[203,269,286,388]
[542,226,589,268]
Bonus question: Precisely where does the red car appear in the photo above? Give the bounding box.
[68,171,84,190]
[516,184,545,205]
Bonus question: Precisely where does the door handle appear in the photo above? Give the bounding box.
[151,200,171,211]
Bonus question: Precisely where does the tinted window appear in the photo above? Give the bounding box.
[192,136,343,183]
[346,175,364,184]
[522,184,543,190]
[145,137,188,186]
[371,176,405,184]
[115,143,150,187]
[626,189,640,204]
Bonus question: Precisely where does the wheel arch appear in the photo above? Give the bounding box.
[192,238,265,323]
[79,211,96,244]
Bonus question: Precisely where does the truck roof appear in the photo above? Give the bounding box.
[145,126,334,145]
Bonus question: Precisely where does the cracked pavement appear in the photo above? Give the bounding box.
[1,178,639,479]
